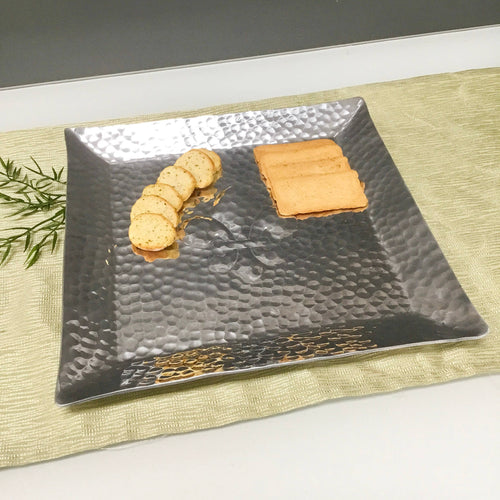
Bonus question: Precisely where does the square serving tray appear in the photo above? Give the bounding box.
[56,98,488,405]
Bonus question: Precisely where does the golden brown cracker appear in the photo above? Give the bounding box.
[130,195,179,227]
[175,149,216,188]
[157,165,196,200]
[265,156,351,180]
[271,170,368,216]
[142,183,183,211]
[199,148,222,174]
[254,138,337,157]
[254,139,343,177]
[129,213,176,251]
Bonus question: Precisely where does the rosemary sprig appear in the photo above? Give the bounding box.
[0,157,66,268]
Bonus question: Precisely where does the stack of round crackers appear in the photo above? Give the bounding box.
[129,148,222,251]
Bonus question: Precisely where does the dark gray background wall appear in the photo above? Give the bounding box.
[1,0,499,88]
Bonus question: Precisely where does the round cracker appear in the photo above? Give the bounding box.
[199,148,222,173]
[130,195,179,227]
[157,165,196,200]
[142,183,183,211]
[174,149,216,188]
[129,213,176,251]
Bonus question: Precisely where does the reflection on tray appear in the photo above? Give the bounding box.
[121,326,376,388]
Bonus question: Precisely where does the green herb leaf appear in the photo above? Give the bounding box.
[0,157,66,268]
[24,232,31,251]
[51,231,58,252]
[25,245,41,268]
[0,244,11,265]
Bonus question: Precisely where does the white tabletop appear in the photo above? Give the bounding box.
[1,26,499,500]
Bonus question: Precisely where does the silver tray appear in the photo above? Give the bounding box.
[56,98,488,405]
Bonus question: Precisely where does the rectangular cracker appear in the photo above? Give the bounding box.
[254,138,336,156]
[265,156,351,180]
[271,170,368,216]
[254,139,343,177]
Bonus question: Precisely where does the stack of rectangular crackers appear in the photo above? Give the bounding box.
[253,139,368,218]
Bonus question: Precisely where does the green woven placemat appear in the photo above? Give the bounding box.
[0,68,499,468]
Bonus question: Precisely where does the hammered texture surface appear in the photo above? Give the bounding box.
[56,99,487,404]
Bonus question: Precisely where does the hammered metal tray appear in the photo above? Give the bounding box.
[56,98,488,405]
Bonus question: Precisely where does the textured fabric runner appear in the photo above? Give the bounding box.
[0,68,498,467]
